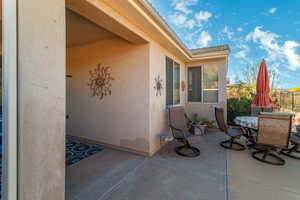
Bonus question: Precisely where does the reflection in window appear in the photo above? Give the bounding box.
[203,65,218,103]
[188,65,219,103]
[166,57,180,105]
[188,67,201,102]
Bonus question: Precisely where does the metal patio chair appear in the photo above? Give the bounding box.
[252,113,293,165]
[281,134,300,160]
[215,107,245,151]
[168,106,200,157]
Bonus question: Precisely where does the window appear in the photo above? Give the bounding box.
[166,57,180,105]
[188,65,219,103]
[188,67,202,102]
[203,65,219,103]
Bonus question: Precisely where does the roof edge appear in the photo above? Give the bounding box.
[137,0,230,60]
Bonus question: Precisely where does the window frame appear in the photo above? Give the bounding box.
[3,0,19,199]
[166,56,181,106]
[187,65,219,104]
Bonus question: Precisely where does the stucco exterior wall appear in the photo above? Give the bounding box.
[17,0,66,199]
[65,1,228,156]
[185,58,228,121]
[149,42,186,155]
[67,38,150,154]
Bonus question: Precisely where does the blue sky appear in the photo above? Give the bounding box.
[148,0,300,89]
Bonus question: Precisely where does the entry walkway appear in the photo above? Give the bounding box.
[66,131,300,200]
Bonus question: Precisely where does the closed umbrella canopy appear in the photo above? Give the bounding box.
[252,59,272,107]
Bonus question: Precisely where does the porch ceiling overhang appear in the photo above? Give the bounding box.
[66,9,119,47]
[66,0,230,62]
[66,0,147,45]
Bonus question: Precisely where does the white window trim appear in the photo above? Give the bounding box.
[187,65,219,104]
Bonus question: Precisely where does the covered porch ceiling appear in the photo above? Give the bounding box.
[66,9,120,48]
[66,0,148,46]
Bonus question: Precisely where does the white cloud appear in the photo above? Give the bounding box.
[195,11,212,22]
[235,50,247,59]
[246,26,281,54]
[168,13,196,29]
[215,14,221,19]
[268,8,277,14]
[235,44,249,58]
[197,31,212,47]
[184,29,202,49]
[283,41,300,70]
[246,26,300,70]
[171,0,198,14]
[169,13,187,26]
[186,19,196,29]
[234,43,251,64]
[222,26,234,40]
[237,27,243,32]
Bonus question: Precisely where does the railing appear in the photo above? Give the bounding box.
[280,92,300,112]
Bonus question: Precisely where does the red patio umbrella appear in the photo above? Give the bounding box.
[251,59,272,109]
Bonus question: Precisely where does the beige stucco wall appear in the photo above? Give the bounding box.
[66,36,227,156]
[17,0,66,199]
[66,1,228,156]
[148,42,186,155]
[185,58,228,121]
[67,38,150,154]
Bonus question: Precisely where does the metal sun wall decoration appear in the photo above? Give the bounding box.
[87,63,114,101]
[154,75,163,96]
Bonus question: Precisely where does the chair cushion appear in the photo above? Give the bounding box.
[227,128,243,137]
[290,134,300,144]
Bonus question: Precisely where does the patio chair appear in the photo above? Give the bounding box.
[281,134,300,160]
[252,113,293,165]
[168,106,200,157]
[215,107,245,151]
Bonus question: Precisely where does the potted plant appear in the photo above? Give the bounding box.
[189,114,216,135]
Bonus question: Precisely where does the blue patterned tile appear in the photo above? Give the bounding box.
[66,138,104,166]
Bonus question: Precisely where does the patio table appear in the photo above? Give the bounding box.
[234,116,298,133]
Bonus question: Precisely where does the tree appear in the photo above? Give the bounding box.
[235,63,280,90]
[227,63,281,121]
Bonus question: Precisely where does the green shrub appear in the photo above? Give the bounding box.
[227,97,252,123]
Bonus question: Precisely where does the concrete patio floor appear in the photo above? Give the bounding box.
[66,131,300,200]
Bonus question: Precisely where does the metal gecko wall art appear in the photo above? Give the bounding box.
[154,75,163,96]
[87,63,114,100]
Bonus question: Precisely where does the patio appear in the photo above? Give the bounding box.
[66,131,300,200]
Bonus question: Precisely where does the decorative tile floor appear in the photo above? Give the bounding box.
[66,137,104,166]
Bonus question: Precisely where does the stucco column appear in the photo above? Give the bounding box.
[17,0,66,199]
